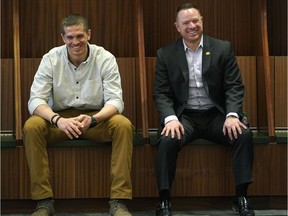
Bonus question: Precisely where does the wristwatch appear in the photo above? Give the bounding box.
[89,116,98,127]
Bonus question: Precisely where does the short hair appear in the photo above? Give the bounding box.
[176,2,201,20]
[60,14,89,34]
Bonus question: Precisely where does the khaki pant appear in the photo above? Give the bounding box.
[23,108,134,200]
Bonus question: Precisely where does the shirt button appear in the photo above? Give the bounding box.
[76,96,78,99]
[76,82,79,84]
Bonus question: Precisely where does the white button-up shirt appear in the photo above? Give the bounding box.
[28,44,124,115]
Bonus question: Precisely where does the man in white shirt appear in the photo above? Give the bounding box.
[23,14,134,216]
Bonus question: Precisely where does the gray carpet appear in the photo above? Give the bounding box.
[1,210,287,216]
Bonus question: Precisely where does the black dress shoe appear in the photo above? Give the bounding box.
[232,196,255,216]
[155,200,172,216]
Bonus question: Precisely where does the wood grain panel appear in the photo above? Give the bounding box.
[117,58,137,128]
[146,57,159,129]
[48,148,76,198]
[75,146,111,198]
[250,143,287,195]
[136,0,149,139]
[274,57,288,128]
[165,142,287,196]
[20,58,41,126]
[256,56,270,134]
[1,143,286,199]
[1,148,20,199]
[18,0,136,58]
[1,0,14,58]
[267,0,287,56]
[260,0,275,139]
[13,0,23,140]
[1,59,14,131]
[143,0,252,57]
[19,146,31,199]
[132,144,158,197]
[237,57,257,127]
[1,0,286,58]
[171,145,234,196]
[18,146,77,199]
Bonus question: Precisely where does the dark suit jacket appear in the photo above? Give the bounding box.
[153,35,244,125]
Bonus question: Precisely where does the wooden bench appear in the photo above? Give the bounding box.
[1,129,286,200]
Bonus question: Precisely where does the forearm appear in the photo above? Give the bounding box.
[33,104,58,123]
[92,104,118,123]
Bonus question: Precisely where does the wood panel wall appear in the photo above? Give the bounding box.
[143,0,254,57]
[1,59,14,132]
[20,0,136,58]
[1,0,287,58]
[267,0,287,56]
[2,142,286,199]
[273,57,287,128]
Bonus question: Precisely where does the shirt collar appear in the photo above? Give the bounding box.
[63,43,91,67]
[183,35,203,52]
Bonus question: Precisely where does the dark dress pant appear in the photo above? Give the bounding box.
[155,108,254,191]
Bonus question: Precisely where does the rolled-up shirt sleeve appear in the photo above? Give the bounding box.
[102,56,124,113]
[28,56,53,115]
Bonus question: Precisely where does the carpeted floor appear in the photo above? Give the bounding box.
[1,210,287,216]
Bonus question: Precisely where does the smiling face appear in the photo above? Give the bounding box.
[61,24,91,66]
[174,8,203,49]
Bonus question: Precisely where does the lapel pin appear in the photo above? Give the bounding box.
[205,51,211,55]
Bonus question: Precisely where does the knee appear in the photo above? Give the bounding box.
[240,128,253,142]
[157,135,181,152]
[111,115,134,133]
[23,115,48,139]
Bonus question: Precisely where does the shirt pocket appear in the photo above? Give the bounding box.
[81,79,103,103]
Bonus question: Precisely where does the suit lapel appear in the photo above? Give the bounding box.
[175,39,189,84]
[202,35,212,76]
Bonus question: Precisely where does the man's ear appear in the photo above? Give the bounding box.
[174,22,180,32]
[87,29,91,41]
[61,33,66,43]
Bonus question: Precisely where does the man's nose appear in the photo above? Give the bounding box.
[188,21,196,28]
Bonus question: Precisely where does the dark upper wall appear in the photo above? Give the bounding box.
[267,0,287,56]
[1,0,137,58]
[143,0,287,56]
[1,0,287,58]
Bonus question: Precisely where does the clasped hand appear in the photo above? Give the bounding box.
[56,114,92,139]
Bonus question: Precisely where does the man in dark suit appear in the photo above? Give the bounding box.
[153,2,254,216]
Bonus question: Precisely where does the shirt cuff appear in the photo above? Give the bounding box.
[164,115,179,124]
[226,112,239,119]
